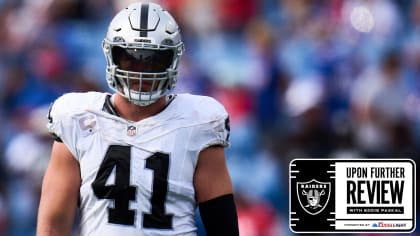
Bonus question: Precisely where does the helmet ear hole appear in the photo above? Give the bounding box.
[113,79,120,88]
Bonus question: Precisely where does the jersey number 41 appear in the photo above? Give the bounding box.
[91,145,173,229]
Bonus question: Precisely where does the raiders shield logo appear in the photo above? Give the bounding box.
[297,179,331,215]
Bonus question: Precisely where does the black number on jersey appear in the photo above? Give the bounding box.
[91,145,173,229]
[143,152,173,229]
[91,145,135,225]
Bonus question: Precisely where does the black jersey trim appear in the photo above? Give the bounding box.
[102,94,177,117]
[102,94,120,116]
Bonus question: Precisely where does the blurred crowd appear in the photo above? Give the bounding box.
[0,0,419,235]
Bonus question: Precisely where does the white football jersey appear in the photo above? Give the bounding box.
[47,92,230,236]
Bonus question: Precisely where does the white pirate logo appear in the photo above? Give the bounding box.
[303,189,324,209]
[297,179,331,215]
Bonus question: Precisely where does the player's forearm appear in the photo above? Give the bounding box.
[36,218,73,236]
[36,198,76,236]
[37,200,76,236]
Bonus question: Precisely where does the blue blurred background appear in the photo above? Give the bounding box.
[0,0,419,235]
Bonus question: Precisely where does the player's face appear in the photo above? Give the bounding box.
[112,47,174,91]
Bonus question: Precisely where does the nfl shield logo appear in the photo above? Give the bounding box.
[297,179,331,215]
[127,125,137,136]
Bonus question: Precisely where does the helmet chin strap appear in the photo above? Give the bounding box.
[113,78,175,107]
[130,99,156,106]
[115,80,156,106]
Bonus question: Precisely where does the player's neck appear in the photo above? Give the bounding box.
[113,94,167,122]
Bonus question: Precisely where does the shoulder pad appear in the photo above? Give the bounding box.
[48,92,108,122]
[175,94,230,150]
[175,94,228,124]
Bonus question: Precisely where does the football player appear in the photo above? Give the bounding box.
[36,2,239,236]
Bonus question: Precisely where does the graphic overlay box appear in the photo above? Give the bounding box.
[289,159,416,233]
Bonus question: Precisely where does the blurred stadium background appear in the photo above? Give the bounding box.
[0,0,419,235]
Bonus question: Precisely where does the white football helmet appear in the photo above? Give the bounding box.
[103,2,184,106]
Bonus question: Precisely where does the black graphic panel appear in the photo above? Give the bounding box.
[290,159,336,232]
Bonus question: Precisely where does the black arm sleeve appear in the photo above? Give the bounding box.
[198,194,239,236]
